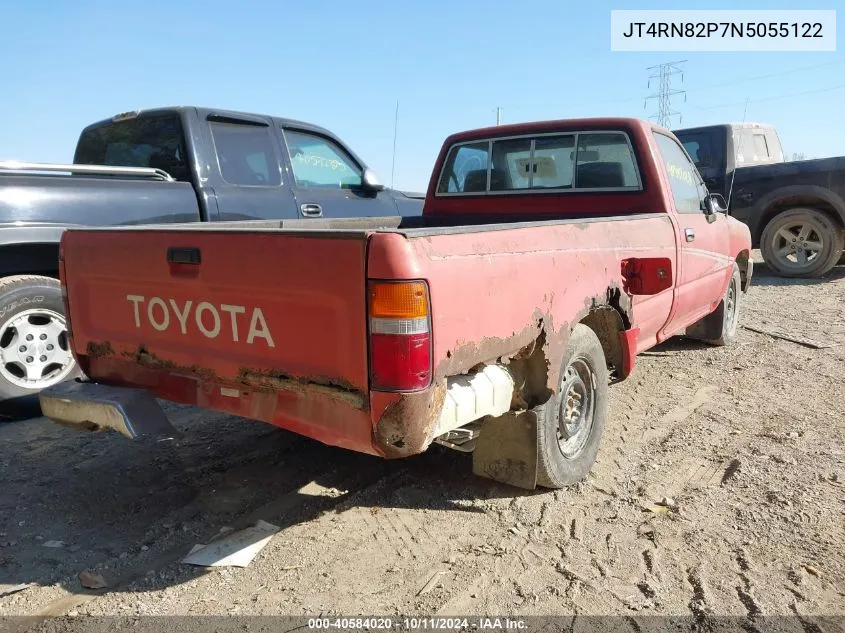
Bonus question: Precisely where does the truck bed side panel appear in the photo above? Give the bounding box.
[404,215,678,379]
[0,175,202,226]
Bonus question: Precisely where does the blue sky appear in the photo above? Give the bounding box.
[1,0,842,192]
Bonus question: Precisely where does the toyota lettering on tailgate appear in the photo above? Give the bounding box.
[126,295,275,347]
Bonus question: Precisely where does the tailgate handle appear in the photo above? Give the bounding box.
[167,247,201,265]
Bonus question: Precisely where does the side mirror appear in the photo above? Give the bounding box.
[704,193,728,218]
[361,168,385,192]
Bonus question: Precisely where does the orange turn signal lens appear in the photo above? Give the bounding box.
[368,281,429,319]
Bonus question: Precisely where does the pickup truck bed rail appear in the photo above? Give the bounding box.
[0,160,176,182]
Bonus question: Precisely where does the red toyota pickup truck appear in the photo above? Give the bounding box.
[39,118,753,490]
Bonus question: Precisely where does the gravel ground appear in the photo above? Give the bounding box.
[0,252,843,626]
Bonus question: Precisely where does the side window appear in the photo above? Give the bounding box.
[437,142,490,193]
[210,122,281,186]
[680,134,713,170]
[653,133,706,214]
[752,133,769,160]
[74,114,190,181]
[284,130,363,189]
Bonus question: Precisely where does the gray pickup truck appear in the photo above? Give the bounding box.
[0,106,423,402]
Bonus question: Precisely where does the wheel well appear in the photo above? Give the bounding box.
[0,243,60,280]
[580,307,625,380]
[757,196,844,244]
[735,250,751,291]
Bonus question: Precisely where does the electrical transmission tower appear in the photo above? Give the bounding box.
[645,60,687,127]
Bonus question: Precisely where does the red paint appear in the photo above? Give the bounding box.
[618,327,640,379]
[621,258,674,296]
[58,117,752,459]
[369,333,431,391]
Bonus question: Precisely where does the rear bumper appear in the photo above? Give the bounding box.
[39,381,178,441]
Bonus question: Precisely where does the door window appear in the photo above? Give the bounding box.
[210,122,281,187]
[284,130,363,189]
[437,141,491,193]
[653,133,707,214]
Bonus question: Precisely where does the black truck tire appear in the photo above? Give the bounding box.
[535,324,609,489]
[685,263,742,347]
[0,275,80,401]
[760,208,845,278]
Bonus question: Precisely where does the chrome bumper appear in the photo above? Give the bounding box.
[39,381,178,441]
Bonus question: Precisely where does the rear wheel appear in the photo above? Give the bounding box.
[686,263,742,347]
[535,324,608,489]
[760,208,844,278]
[0,275,80,401]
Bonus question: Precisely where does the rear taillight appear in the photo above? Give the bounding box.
[368,280,432,392]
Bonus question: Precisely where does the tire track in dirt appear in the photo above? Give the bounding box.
[3,458,399,629]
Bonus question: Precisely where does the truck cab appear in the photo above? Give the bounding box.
[674,122,845,278]
[73,107,418,222]
[0,106,422,404]
[674,122,784,198]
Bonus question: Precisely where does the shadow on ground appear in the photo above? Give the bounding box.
[745,260,845,288]
[0,405,539,609]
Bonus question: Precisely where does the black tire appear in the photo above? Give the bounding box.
[0,275,81,401]
[760,208,844,278]
[535,324,609,489]
[685,263,742,347]
[838,252,845,267]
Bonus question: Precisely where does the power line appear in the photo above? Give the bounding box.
[684,59,845,95]
[645,60,687,127]
[499,58,845,115]
[690,83,845,111]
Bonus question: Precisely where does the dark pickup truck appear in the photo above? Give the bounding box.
[0,106,423,402]
[674,122,845,278]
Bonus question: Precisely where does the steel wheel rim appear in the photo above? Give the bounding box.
[725,276,738,332]
[556,357,596,459]
[0,308,75,390]
[770,219,826,270]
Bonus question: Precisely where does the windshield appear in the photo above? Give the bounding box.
[74,113,189,181]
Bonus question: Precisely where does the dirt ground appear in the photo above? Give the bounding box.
[0,251,843,626]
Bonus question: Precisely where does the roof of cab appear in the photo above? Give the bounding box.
[442,117,670,145]
[80,105,337,139]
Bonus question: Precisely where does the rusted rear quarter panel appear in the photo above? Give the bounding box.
[367,215,678,454]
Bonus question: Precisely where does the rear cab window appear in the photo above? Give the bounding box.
[74,113,189,181]
[436,130,641,195]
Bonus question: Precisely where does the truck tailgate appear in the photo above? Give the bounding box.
[61,228,370,396]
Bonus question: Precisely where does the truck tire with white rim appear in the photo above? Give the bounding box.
[534,323,609,489]
[760,207,845,278]
[0,275,80,401]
